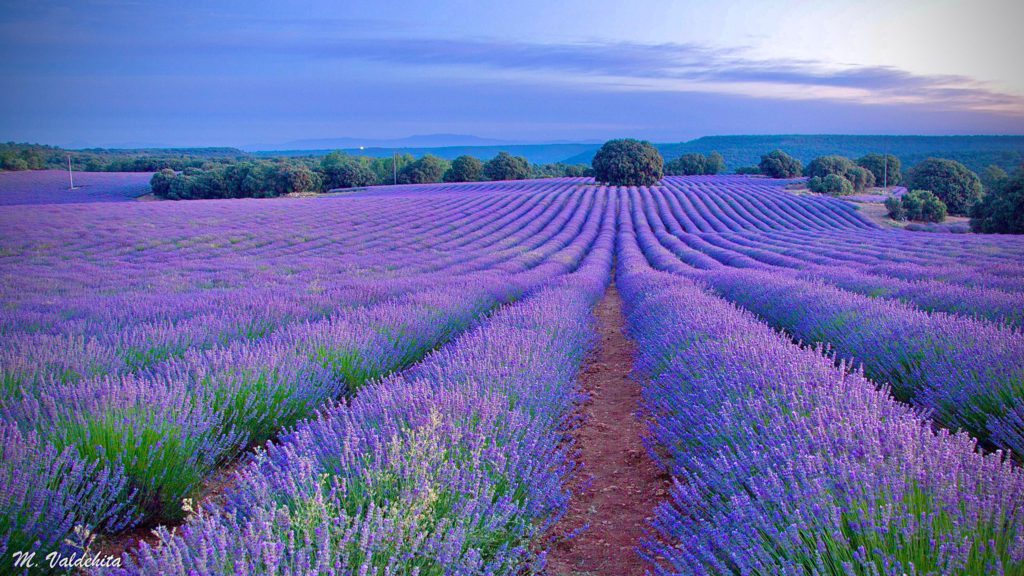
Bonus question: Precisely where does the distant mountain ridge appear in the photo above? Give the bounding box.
[255,143,602,165]
[265,133,512,150]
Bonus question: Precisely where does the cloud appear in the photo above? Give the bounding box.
[2,5,1022,145]
[282,37,1023,114]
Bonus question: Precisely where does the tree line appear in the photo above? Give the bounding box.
[148,151,591,200]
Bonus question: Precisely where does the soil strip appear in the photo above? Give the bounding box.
[546,281,670,575]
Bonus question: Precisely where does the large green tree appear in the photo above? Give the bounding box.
[320,152,377,189]
[758,149,802,178]
[483,152,531,181]
[971,170,1024,233]
[805,155,855,179]
[904,158,983,215]
[591,139,663,186]
[444,155,484,182]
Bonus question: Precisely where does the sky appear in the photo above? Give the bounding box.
[1,0,1023,148]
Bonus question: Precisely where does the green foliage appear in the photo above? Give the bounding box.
[483,152,531,181]
[904,158,983,215]
[150,161,322,200]
[805,155,874,192]
[369,153,415,185]
[857,153,901,187]
[706,151,726,175]
[980,164,1009,193]
[758,149,802,178]
[806,155,854,179]
[844,165,875,192]
[734,165,761,175]
[399,155,448,184]
[808,174,854,196]
[591,139,664,186]
[624,135,1024,176]
[884,196,906,221]
[320,152,377,189]
[272,164,322,195]
[666,153,705,175]
[443,155,484,182]
[971,169,1024,233]
[532,162,590,178]
[665,151,725,176]
[888,190,948,223]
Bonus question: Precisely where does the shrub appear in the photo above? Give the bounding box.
[735,165,761,175]
[444,155,484,182]
[857,153,901,187]
[892,189,947,223]
[884,196,906,221]
[971,170,1024,233]
[808,174,855,196]
[904,158,982,215]
[482,152,530,181]
[759,150,802,178]
[591,139,664,186]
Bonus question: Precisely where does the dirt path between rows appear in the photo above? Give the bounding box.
[546,281,670,575]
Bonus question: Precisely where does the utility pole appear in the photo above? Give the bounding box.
[883,152,888,190]
[67,154,75,190]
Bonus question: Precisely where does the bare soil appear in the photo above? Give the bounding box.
[546,282,670,576]
[90,459,244,562]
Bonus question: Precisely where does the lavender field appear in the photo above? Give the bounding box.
[1,175,1023,575]
[0,171,154,206]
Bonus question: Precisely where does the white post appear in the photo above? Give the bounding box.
[883,153,888,190]
[67,154,75,189]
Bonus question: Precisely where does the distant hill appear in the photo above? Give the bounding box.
[267,133,511,150]
[256,143,601,165]
[563,135,1024,175]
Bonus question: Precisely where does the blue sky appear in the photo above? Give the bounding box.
[1,0,1022,148]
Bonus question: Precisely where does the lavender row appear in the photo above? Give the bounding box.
[616,206,1024,574]
[689,229,1024,328]
[699,267,1024,455]
[103,196,614,575]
